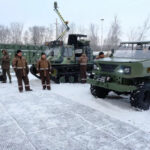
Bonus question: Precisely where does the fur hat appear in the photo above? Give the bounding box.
[41,52,46,56]
[99,52,104,55]
[17,50,22,54]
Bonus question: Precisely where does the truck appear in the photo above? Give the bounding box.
[88,41,150,110]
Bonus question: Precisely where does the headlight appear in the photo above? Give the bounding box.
[117,66,131,74]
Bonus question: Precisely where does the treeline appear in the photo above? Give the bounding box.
[0,16,150,51]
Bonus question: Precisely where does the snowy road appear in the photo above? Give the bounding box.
[0,74,150,150]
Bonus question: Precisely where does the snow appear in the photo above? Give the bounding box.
[0,73,150,150]
[51,83,150,133]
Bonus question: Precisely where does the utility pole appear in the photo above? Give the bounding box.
[100,18,104,51]
[55,18,58,40]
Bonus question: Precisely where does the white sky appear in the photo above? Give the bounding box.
[0,0,150,40]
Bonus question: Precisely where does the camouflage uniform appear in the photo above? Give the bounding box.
[12,55,31,92]
[79,54,88,83]
[37,58,51,90]
[1,50,11,83]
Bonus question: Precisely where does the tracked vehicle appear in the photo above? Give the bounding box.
[30,2,93,83]
[88,41,150,110]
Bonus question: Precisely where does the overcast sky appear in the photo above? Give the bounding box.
[0,0,150,40]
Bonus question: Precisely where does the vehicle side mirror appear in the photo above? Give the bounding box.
[110,49,114,57]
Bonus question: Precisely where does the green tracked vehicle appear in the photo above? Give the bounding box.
[88,41,150,110]
[0,43,46,64]
[30,2,93,83]
[30,34,93,83]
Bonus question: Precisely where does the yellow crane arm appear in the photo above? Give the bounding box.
[54,2,70,41]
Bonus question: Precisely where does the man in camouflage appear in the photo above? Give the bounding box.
[37,53,51,90]
[12,50,32,92]
[79,53,88,83]
[1,50,12,83]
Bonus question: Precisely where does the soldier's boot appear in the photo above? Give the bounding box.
[9,77,12,83]
[2,78,6,83]
[25,85,32,91]
[81,78,86,84]
[19,86,23,93]
[43,85,46,90]
[81,79,84,83]
[26,89,33,91]
[47,85,51,90]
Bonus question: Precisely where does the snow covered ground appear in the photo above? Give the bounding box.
[52,83,150,133]
[0,73,150,150]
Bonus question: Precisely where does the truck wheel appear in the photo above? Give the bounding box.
[130,83,150,110]
[90,85,109,98]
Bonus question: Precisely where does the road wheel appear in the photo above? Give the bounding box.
[74,75,80,83]
[69,76,75,83]
[30,65,40,79]
[90,85,109,98]
[59,76,66,83]
[130,83,150,110]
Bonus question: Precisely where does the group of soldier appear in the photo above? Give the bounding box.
[0,49,89,92]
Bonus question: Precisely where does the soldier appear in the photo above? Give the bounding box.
[79,53,88,83]
[96,52,105,59]
[1,50,12,83]
[37,53,51,90]
[12,50,32,92]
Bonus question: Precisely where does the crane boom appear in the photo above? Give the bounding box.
[54,2,70,41]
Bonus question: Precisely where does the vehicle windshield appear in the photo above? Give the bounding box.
[113,49,150,59]
[45,47,61,57]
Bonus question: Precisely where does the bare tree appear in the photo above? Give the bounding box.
[0,25,11,44]
[88,24,99,51]
[23,30,30,44]
[104,16,121,50]
[43,25,54,42]
[69,23,76,34]
[138,17,150,41]
[127,16,150,41]
[127,28,138,42]
[77,25,87,35]
[10,23,23,44]
[29,26,46,45]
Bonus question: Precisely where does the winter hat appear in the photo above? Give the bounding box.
[99,52,104,55]
[41,52,46,56]
[17,50,22,54]
[2,49,6,53]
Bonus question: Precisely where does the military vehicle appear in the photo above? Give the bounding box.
[88,41,150,110]
[30,2,93,83]
[0,44,45,82]
[0,43,45,64]
[30,34,93,83]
